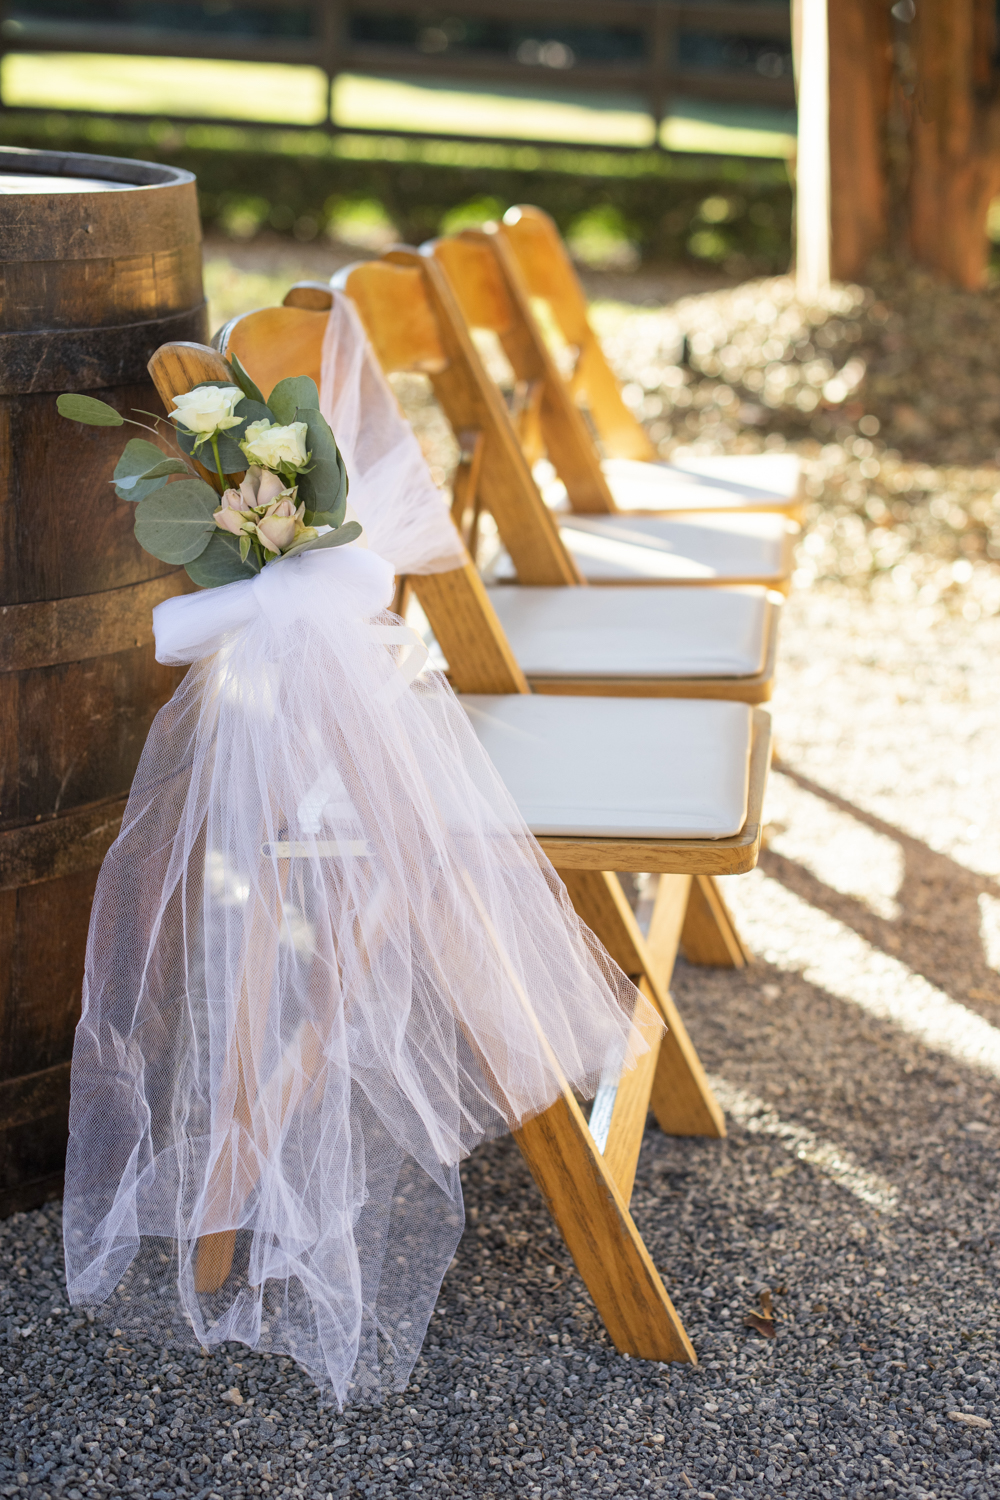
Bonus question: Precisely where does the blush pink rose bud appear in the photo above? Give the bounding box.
[255,498,299,553]
[255,469,288,506]
[214,488,252,537]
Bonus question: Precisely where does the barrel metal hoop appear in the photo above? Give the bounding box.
[0,571,195,674]
[0,797,127,890]
[0,302,209,394]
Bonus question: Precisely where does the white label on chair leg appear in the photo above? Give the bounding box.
[588,1034,630,1154]
[588,1080,619,1155]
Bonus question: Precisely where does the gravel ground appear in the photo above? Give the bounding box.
[2,256,999,1500]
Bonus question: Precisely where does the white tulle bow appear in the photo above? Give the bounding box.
[153,544,397,665]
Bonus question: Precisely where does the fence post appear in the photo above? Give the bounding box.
[793,0,831,295]
[650,3,678,150]
[320,0,344,130]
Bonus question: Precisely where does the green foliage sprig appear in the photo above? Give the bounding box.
[56,354,357,589]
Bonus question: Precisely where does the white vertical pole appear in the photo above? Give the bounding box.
[795,0,831,296]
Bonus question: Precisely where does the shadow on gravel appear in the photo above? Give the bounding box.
[765,759,1000,1020]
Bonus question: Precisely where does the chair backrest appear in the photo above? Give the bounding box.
[206,311,529,697]
[336,250,583,588]
[212,304,326,393]
[498,204,656,463]
[427,229,618,516]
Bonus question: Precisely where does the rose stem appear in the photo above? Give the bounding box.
[209,434,227,493]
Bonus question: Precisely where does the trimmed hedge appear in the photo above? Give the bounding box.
[2,112,793,271]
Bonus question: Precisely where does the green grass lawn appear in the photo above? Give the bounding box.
[2,52,795,158]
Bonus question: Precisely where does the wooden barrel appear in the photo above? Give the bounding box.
[0,146,207,1216]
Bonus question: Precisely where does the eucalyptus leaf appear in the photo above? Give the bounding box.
[56,393,124,426]
[280,520,362,560]
[267,377,319,425]
[140,457,190,480]
[113,438,188,501]
[295,406,348,527]
[232,399,274,434]
[115,437,164,477]
[133,478,220,564]
[230,352,267,407]
[185,530,261,588]
[174,423,248,476]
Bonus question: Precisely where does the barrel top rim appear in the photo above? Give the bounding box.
[0,145,196,191]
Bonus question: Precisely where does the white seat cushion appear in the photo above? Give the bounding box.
[460,695,752,838]
[558,512,796,583]
[603,452,801,512]
[485,585,771,678]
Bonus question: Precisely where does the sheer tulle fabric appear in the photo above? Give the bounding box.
[63,307,658,1406]
[318,291,466,576]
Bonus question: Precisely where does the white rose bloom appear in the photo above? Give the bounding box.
[242,419,310,471]
[170,384,244,435]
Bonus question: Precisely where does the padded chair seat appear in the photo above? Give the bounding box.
[485,584,771,678]
[460,694,752,838]
[603,452,802,513]
[557,512,797,583]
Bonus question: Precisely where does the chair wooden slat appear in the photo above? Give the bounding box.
[499,204,658,463]
[430,231,618,515]
[346,250,583,586]
[212,305,326,395]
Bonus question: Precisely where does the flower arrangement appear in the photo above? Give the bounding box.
[56,354,357,587]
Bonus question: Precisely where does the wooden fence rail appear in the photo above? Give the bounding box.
[0,0,794,148]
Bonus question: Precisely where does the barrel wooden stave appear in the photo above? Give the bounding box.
[1,383,183,603]
[0,871,94,1075]
[0,146,207,1216]
[1,643,182,825]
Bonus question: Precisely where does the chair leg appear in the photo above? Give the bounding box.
[194,856,292,1294]
[558,869,725,1140]
[514,1087,695,1363]
[680,874,751,968]
[601,1004,663,1203]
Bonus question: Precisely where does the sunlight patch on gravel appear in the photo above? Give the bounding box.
[764,771,905,921]
[979,894,1000,973]
[719,869,1000,1080]
[708,1075,900,1215]
[772,587,1000,880]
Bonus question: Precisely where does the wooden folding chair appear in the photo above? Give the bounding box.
[422,230,799,593]
[185,319,772,1363]
[273,283,780,708]
[358,245,795,593]
[497,204,805,519]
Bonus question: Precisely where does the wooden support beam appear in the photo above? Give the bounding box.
[680,873,751,968]
[410,564,529,695]
[601,1003,664,1203]
[514,1089,695,1363]
[556,869,724,1141]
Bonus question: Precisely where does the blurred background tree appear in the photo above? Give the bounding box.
[830,0,1000,288]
